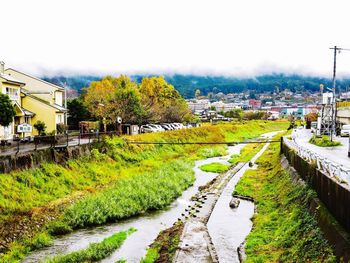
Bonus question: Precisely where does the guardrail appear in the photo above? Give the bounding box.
[282,137,350,232]
[283,137,350,189]
[0,131,119,156]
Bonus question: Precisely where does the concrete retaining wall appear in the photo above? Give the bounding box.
[281,138,350,233]
[0,144,94,174]
[281,156,350,261]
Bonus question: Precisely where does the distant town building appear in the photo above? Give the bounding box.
[187,99,210,112]
[249,99,261,109]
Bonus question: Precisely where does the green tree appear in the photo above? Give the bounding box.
[84,77,116,131]
[249,91,257,99]
[139,76,193,123]
[243,111,267,120]
[195,89,201,99]
[84,75,144,128]
[224,109,243,120]
[207,92,214,102]
[34,121,47,136]
[67,98,92,129]
[0,93,15,127]
[110,85,144,125]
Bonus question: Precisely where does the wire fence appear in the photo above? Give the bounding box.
[283,137,350,188]
[0,131,120,156]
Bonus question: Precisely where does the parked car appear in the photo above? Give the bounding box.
[161,123,173,130]
[169,123,179,130]
[141,123,187,133]
[173,123,185,129]
[310,121,318,133]
[340,124,350,137]
[151,124,165,132]
[141,125,158,133]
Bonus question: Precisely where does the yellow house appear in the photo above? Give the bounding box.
[0,61,67,138]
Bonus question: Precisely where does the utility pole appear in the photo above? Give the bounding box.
[328,46,350,140]
[329,46,339,141]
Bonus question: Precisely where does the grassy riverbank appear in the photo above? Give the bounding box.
[234,134,336,262]
[199,162,230,173]
[141,221,184,263]
[44,228,136,263]
[229,142,264,165]
[0,120,288,261]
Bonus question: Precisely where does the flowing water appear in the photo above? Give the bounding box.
[207,131,279,263]
[23,145,245,263]
[23,131,279,263]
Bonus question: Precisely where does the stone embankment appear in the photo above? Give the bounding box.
[0,144,94,173]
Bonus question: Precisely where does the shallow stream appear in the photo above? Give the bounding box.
[23,131,278,262]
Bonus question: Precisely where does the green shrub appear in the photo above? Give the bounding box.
[197,146,227,158]
[26,232,53,250]
[309,135,341,147]
[140,248,159,263]
[43,228,136,263]
[199,162,230,173]
[47,221,73,235]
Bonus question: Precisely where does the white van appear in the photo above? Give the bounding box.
[340,124,350,137]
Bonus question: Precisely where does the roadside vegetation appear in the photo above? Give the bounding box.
[43,228,136,263]
[234,134,336,262]
[0,120,288,261]
[199,162,230,173]
[309,135,342,147]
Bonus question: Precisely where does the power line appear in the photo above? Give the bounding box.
[124,140,280,145]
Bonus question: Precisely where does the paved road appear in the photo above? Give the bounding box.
[292,128,350,170]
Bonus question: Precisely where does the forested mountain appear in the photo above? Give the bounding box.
[43,74,350,99]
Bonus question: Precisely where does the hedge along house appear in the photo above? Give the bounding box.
[0,61,67,138]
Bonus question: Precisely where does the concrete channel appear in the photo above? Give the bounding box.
[174,132,276,263]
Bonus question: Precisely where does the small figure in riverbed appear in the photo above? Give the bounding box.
[229,197,240,208]
[248,161,253,167]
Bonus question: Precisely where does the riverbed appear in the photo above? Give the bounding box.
[23,132,278,263]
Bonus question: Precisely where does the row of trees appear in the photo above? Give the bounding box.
[68,76,193,130]
[221,108,269,120]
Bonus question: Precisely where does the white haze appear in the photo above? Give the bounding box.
[1,0,350,78]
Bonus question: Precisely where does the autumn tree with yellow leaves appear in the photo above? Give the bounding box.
[84,75,192,129]
[139,76,192,123]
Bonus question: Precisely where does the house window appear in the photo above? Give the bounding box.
[24,116,31,124]
[5,87,19,100]
[56,114,63,124]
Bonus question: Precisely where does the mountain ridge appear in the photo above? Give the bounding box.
[42,74,350,99]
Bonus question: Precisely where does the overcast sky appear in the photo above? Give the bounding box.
[1,0,350,77]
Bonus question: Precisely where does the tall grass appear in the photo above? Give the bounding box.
[43,228,136,263]
[229,142,264,164]
[0,120,287,222]
[234,133,336,262]
[61,160,195,228]
[0,120,288,261]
